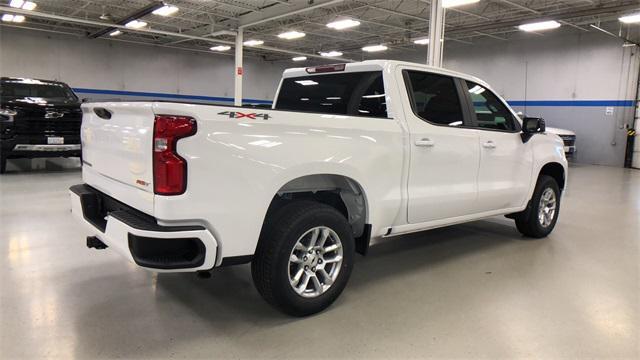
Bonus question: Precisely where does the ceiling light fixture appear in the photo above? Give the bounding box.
[319,51,343,57]
[326,18,360,30]
[518,20,561,32]
[443,0,480,8]
[292,56,307,61]
[125,20,147,29]
[109,30,122,36]
[278,30,306,40]
[210,45,231,51]
[619,13,640,24]
[10,0,36,10]
[362,44,388,52]
[152,5,179,16]
[2,14,25,22]
[243,39,264,46]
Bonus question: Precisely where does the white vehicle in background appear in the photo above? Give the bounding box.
[546,127,577,156]
[516,112,576,156]
[70,60,568,316]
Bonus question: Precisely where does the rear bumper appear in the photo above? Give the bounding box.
[1,139,81,158]
[69,184,217,272]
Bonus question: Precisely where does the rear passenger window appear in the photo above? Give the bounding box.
[404,70,464,127]
[275,71,388,118]
[466,81,519,131]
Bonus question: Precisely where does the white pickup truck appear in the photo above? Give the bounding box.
[70,60,568,316]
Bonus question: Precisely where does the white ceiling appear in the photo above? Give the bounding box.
[1,0,639,61]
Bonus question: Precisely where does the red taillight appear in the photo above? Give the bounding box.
[153,115,196,195]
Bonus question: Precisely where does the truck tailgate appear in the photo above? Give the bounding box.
[81,102,155,213]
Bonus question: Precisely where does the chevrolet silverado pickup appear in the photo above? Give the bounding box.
[0,77,82,173]
[70,60,568,316]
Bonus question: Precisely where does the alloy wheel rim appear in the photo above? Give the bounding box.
[288,226,343,298]
[538,187,557,228]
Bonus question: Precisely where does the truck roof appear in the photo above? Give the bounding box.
[282,59,491,88]
[1,77,69,86]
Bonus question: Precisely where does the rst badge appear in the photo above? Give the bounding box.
[218,111,270,120]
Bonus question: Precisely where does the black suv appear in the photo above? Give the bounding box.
[0,77,82,173]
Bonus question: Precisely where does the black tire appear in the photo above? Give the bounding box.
[251,201,355,316]
[515,175,561,238]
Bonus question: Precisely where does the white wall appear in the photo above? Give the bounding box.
[444,31,638,104]
[442,31,639,166]
[0,27,286,103]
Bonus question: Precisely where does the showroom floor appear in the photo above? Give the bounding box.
[1,159,638,359]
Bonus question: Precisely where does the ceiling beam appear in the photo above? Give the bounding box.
[494,0,541,14]
[446,3,640,36]
[238,0,344,28]
[364,3,427,22]
[0,5,354,62]
[87,1,164,39]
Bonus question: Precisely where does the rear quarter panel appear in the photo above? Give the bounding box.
[151,103,406,262]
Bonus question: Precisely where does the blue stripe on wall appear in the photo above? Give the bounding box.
[72,87,273,105]
[507,100,635,107]
[73,87,636,107]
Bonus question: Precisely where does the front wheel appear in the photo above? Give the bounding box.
[252,201,355,316]
[515,175,561,238]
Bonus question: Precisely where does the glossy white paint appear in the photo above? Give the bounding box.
[545,127,576,137]
[81,102,156,195]
[76,60,568,270]
[476,130,533,211]
[69,191,218,272]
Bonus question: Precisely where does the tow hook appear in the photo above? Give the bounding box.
[86,236,108,250]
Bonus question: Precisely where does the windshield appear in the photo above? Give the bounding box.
[0,79,78,102]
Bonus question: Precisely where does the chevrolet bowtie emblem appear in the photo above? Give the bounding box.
[45,111,64,119]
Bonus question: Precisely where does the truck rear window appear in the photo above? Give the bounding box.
[275,71,388,118]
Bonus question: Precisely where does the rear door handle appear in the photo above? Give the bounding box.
[415,138,435,147]
[482,140,496,149]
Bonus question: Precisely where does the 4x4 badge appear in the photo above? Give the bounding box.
[218,111,270,120]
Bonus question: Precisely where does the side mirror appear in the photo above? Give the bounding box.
[521,117,545,143]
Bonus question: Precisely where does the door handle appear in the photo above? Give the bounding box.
[415,138,435,147]
[482,140,496,149]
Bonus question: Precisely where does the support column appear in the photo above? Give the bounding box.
[234,28,243,106]
[427,0,444,67]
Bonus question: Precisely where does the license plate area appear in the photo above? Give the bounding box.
[47,136,64,145]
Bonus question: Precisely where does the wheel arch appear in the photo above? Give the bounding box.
[261,173,371,255]
[539,162,566,191]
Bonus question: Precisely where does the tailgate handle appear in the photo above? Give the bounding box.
[94,107,112,120]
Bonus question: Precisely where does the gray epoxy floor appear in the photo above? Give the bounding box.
[1,158,638,359]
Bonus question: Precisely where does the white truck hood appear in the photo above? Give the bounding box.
[546,126,576,136]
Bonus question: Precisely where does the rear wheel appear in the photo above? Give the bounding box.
[252,201,354,316]
[515,175,561,238]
